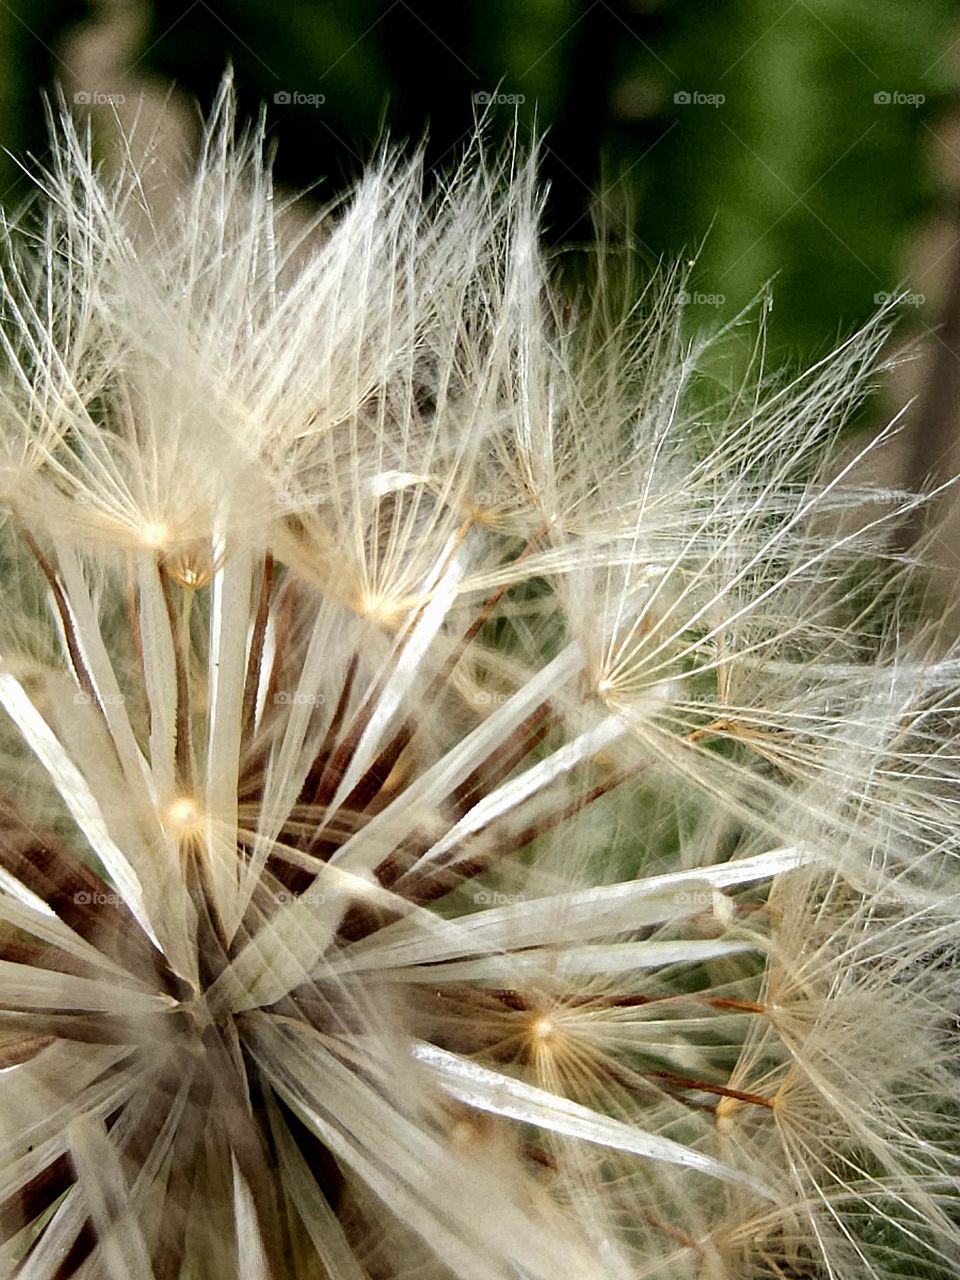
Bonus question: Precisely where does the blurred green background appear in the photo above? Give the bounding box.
[2,0,959,370]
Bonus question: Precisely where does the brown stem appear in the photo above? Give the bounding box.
[19,525,98,708]
[159,563,195,793]
[645,1069,774,1109]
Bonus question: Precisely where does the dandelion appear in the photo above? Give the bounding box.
[0,78,958,1279]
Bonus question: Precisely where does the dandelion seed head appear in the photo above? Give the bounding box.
[0,74,956,1280]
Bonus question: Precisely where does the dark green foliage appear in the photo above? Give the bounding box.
[128,0,957,365]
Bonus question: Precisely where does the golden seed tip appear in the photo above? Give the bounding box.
[166,796,202,828]
[530,1014,557,1042]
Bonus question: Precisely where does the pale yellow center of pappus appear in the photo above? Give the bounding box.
[715,1096,739,1134]
[530,1014,558,1043]
[462,498,503,529]
[165,796,203,834]
[594,673,625,716]
[355,590,407,627]
[140,520,170,550]
[161,540,223,591]
[175,563,203,588]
